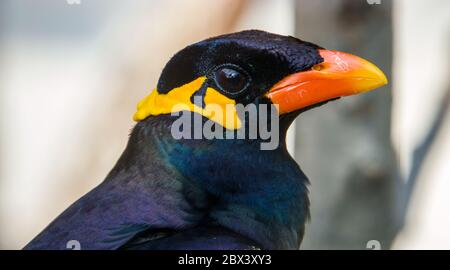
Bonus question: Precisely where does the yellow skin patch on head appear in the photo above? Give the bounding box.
[133,77,242,130]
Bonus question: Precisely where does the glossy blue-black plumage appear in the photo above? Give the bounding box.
[25,114,309,250]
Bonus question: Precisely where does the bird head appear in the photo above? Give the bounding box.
[133,30,387,135]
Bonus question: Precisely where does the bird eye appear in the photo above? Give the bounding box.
[213,65,249,95]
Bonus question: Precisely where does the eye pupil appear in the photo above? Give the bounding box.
[214,66,248,94]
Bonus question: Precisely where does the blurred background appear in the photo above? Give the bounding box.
[0,0,449,250]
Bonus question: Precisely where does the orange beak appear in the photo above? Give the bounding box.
[266,49,388,114]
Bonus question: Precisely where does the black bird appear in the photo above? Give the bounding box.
[24,30,387,250]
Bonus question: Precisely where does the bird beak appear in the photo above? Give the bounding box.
[266,49,388,114]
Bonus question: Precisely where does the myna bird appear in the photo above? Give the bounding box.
[24,30,387,250]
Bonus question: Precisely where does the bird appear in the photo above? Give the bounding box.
[24,30,387,250]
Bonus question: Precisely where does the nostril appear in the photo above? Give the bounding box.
[312,64,324,71]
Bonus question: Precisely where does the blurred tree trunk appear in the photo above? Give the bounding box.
[294,0,401,249]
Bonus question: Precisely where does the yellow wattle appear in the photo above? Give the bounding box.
[133,77,241,130]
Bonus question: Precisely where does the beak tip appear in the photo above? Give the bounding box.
[361,60,389,92]
[382,74,389,86]
[375,63,388,85]
[374,69,389,89]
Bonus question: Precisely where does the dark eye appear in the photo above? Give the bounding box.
[214,66,249,95]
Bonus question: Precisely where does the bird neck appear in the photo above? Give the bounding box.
[132,115,309,249]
